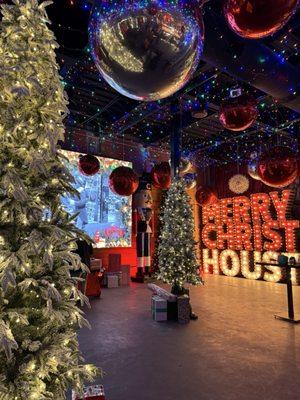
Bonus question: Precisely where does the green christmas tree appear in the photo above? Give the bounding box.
[157,178,202,294]
[0,1,98,399]
[151,191,167,275]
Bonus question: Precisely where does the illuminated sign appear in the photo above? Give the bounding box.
[200,190,300,284]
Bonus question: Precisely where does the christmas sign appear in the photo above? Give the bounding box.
[200,189,300,284]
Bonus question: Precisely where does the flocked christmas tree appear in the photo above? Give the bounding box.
[0,1,98,399]
[156,178,202,295]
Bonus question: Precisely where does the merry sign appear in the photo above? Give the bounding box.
[200,190,300,284]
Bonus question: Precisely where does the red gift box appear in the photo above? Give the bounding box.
[72,385,105,400]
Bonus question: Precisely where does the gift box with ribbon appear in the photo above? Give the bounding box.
[151,295,167,322]
[72,384,105,400]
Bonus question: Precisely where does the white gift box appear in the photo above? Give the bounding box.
[151,295,167,322]
[107,274,119,288]
[72,384,105,399]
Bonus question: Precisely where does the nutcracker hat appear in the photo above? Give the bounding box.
[137,172,152,191]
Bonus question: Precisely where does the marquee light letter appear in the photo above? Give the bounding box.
[280,220,299,252]
[253,224,263,251]
[202,249,220,274]
[262,221,282,251]
[241,250,263,280]
[220,198,233,224]
[217,222,235,249]
[202,203,220,225]
[250,193,272,224]
[220,249,240,277]
[235,223,253,250]
[202,223,218,249]
[262,251,282,283]
[233,196,251,224]
[270,190,291,221]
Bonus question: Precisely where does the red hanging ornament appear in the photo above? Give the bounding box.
[78,154,100,176]
[151,162,172,189]
[196,187,218,206]
[224,0,298,39]
[219,94,258,132]
[109,166,139,196]
[257,146,298,188]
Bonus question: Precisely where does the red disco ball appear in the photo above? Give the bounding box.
[219,94,258,131]
[109,166,139,196]
[151,162,172,190]
[196,187,218,206]
[224,0,298,39]
[258,146,298,188]
[78,154,100,176]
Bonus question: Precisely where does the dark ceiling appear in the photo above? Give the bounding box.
[47,0,300,167]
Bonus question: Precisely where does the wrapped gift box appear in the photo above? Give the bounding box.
[84,272,101,298]
[177,295,191,324]
[151,295,167,322]
[121,265,130,286]
[72,384,105,400]
[107,274,119,288]
[90,258,102,271]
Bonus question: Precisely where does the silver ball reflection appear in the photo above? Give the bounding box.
[90,6,203,101]
[248,157,261,181]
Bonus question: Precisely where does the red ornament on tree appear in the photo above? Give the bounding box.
[196,187,218,206]
[109,166,139,196]
[78,154,100,176]
[151,162,172,189]
[224,0,298,39]
[258,146,298,188]
[219,94,258,131]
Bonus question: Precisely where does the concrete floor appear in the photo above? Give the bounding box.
[78,275,300,400]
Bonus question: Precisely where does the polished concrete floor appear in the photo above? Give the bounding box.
[78,275,300,400]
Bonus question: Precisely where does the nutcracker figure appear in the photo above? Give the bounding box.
[132,173,153,282]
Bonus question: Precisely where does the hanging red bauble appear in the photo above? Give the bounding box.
[224,0,298,39]
[219,94,258,131]
[151,162,171,189]
[257,146,298,188]
[78,154,100,176]
[196,187,218,206]
[109,166,139,196]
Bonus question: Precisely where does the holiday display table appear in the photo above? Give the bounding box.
[72,385,105,400]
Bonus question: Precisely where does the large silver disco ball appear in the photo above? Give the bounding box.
[89,3,204,101]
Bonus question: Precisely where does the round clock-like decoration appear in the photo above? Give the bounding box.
[229,174,250,194]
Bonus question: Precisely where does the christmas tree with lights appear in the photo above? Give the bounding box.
[157,178,202,295]
[0,1,98,399]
